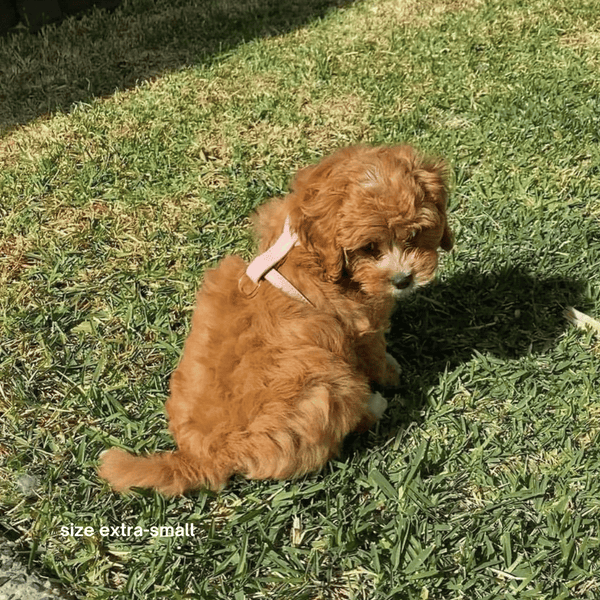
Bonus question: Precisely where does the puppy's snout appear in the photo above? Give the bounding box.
[392,272,413,290]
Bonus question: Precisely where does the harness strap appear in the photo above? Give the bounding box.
[238,216,312,306]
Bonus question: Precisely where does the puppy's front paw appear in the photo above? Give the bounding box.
[381,352,401,388]
[368,391,388,420]
[354,392,388,433]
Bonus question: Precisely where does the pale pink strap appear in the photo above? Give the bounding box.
[241,216,312,306]
[245,216,298,284]
[264,269,311,305]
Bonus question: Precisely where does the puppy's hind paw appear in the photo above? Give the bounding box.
[381,352,401,388]
[385,352,401,374]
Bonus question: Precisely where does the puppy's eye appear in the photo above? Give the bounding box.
[406,230,418,243]
[360,242,380,257]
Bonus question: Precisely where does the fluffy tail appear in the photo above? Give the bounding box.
[98,448,231,496]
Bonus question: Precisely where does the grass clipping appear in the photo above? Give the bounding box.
[565,306,600,336]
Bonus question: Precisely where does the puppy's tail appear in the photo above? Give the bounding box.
[98,448,230,496]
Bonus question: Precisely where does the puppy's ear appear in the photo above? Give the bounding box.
[440,221,454,251]
[415,157,453,252]
[288,157,346,282]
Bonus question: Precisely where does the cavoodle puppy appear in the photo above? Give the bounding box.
[98,144,453,495]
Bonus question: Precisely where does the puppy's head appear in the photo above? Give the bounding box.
[289,145,453,299]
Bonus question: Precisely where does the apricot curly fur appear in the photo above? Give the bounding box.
[98,145,453,496]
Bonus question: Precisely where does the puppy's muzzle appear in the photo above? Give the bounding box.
[391,272,413,291]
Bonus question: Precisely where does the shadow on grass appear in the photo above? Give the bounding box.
[364,265,586,434]
[0,0,353,132]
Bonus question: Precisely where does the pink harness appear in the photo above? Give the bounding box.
[238,216,313,306]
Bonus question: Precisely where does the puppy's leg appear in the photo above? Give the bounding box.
[236,379,374,480]
[355,330,401,388]
[384,352,402,386]
[230,386,331,482]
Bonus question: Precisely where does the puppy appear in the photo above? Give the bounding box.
[98,145,453,495]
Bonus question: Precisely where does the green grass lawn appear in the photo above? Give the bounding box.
[1,0,600,597]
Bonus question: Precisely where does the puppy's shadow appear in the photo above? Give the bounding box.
[370,265,586,433]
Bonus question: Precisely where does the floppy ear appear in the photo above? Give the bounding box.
[440,221,454,251]
[414,156,453,252]
[287,155,349,282]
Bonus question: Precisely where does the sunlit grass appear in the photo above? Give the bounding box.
[1,0,600,598]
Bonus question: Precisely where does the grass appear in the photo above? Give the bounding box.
[1,0,600,597]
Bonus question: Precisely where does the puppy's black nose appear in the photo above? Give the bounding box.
[392,273,413,290]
